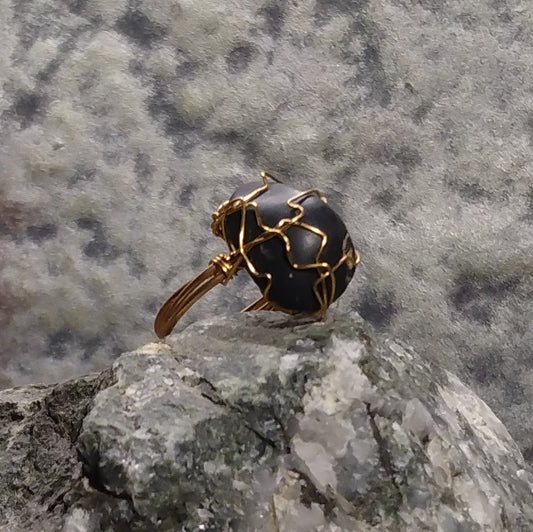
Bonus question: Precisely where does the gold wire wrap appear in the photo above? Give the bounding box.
[154,171,361,338]
[241,296,276,312]
[154,252,242,338]
[211,171,361,317]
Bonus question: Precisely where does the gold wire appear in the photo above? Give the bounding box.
[210,173,359,316]
[154,252,242,338]
[155,171,361,337]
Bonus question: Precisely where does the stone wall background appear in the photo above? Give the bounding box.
[1,0,532,459]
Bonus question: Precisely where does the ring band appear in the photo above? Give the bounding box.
[154,171,360,338]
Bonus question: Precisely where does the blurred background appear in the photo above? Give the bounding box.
[0,0,532,461]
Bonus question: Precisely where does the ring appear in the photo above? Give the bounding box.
[154,171,360,338]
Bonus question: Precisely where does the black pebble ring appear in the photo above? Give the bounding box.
[154,171,360,338]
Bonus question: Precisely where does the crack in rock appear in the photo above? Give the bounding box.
[196,376,280,451]
[365,403,399,488]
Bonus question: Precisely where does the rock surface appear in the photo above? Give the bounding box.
[1,313,532,531]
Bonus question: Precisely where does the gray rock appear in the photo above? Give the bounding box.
[1,313,532,531]
[0,370,114,531]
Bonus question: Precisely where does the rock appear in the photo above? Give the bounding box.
[0,371,114,531]
[1,313,532,531]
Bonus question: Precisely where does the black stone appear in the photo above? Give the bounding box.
[222,181,356,312]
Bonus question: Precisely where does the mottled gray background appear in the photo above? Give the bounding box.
[0,0,532,460]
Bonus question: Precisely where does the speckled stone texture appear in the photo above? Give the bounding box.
[1,0,532,462]
[1,314,532,531]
